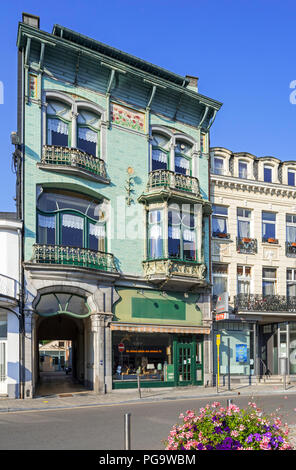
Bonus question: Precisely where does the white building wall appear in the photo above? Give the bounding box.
[0,216,22,397]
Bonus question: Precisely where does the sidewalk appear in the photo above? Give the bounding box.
[1,381,296,413]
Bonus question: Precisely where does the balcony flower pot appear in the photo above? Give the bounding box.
[291,243,296,247]
[218,233,228,238]
[242,237,251,243]
[268,238,277,244]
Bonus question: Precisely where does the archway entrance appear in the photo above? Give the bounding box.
[34,291,93,397]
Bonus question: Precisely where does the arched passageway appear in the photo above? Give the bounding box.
[35,314,91,396]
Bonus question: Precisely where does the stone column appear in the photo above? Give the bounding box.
[91,313,106,394]
[23,309,35,399]
[105,316,113,393]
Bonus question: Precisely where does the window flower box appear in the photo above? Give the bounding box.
[242,237,251,243]
[267,238,278,244]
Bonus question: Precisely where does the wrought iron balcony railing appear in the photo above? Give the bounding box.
[41,145,108,180]
[235,293,296,312]
[286,242,296,256]
[147,170,200,196]
[32,244,117,273]
[236,237,257,254]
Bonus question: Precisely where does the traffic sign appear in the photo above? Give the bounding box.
[216,334,221,346]
[118,343,125,353]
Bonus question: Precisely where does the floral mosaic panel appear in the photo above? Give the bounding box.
[111,103,145,133]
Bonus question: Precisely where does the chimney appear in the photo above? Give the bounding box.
[185,75,199,92]
[22,13,40,29]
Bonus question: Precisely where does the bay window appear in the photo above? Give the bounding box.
[168,206,196,261]
[147,204,198,262]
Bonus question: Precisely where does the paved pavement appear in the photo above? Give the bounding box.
[1,373,296,413]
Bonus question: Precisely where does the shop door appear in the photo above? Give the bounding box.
[177,344,192,385]
[176,340,203,386]
[0,341,7,395]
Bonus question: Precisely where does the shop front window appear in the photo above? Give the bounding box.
[112,332,173,382]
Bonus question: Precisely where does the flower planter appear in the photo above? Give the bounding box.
[165,401,293,450]
[242,238,251,243]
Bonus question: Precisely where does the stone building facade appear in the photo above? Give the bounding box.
[210,147,296,381]
[15,14,222,397]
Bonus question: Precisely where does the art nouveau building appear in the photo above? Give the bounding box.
[211,147,296,381]
[15,14,222,397]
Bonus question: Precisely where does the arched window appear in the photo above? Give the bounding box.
[37,189,106,252]
[151,133,170,171]
[47,100,72,147]
[77,109,100,158]
[175,140,192,175]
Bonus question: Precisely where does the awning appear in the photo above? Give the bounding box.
[110,322,210,335]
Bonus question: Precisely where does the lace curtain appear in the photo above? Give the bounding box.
[175,155,190,169]
[89,223,105,238]
[287,225,296,242]
[78,127,97,143]
[62,214,84,230]
[38,215,56,229]
[152,149,167,163]
[47,118,68,135]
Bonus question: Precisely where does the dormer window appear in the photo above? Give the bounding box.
[264,165,273,183]
[288,169,296,186]
[239,161,248,179]
[213,157,224,175]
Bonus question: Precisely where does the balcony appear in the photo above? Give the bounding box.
[236,237,257,254]
[31,244,118,273]
[138,170,202,205]
[286,242,296,257]
[37,145,110,183]
[235,293,296,313]
[143,258,207,290]
[0,274,19,305]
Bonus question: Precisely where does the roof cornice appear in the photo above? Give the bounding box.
[17,22,223,112]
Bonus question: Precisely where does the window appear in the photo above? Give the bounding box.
[237,266,251,295]
[239,161,248,179]
[212,264,228,298]
[168,205,196,261]
[37,189,106,252]
[264,165,273,183]
[262,268,277,296]
[47,101,71,147]
[147,209,163,259]
[262,212,276,241]
[174,141,192,176]
[287,269,296,298]
[77,109,100,157]
[151,134,170,171]
[237,208,251,239]
[212,205,228,237]
[286,214,296,243]
[288,169,296,186]
[213,157,224,175]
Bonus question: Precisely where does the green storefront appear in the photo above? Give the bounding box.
[111,288,205,389]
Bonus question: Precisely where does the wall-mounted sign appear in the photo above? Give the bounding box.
[215,292,229,315]
[125,349,163,354]
[236,344,247,363]
[111,103,145,133]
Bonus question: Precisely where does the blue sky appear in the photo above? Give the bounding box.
[1,0,296,211]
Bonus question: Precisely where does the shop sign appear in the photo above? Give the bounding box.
[236,344,247,363]
[216,313,229,321]
[215,292,229,314]
[125,348,163,354]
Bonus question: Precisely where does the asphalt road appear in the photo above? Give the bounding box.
[0,393,296,450]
